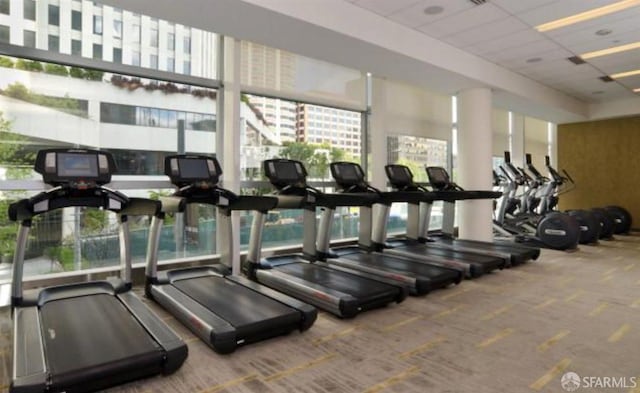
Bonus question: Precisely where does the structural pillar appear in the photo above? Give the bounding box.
[510,112,525,167]
[218,36,242,275]
[456,87,493,242]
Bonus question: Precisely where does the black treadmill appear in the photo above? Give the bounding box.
[386,164,539,267]
[242,159,407,318]
[145,155,316,354]
[314,161,462,295]
[9,149,187,393]
[372,164,507,278]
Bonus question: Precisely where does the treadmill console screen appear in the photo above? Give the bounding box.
[385,165,413,187]
[426,166,451,190]
[34,149,115,186]
[57,153,99,178]
[178,158,213,179]
[264,159,307,188]
[165,155,221,186]
[330,162,364,186]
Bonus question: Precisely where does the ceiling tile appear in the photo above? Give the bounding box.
[515,0,622,26]
[465,28,544,55]
[417,3,509,38]
[570,28,640,54]
[615,74,640,88]
[491,0,557,15]
[442,16,530,47]
[588,51,640,74]
[350,0,422,17]
[547,9,640,49]
[388,0,474,29]
[484,39,561,62]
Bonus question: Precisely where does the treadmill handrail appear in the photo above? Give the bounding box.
[161,185,278,212]
[9,186,129,222]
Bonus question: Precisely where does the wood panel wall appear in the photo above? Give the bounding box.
[557,116,640,226]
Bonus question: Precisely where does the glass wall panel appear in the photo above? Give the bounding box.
[241,41,366,110]
[0,54,217,280]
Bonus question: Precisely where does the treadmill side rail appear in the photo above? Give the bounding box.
[12,307,47,393]
[226,276,317,331]
[255,270,358,318]
[150,285,237,354]
[117,292,188,374]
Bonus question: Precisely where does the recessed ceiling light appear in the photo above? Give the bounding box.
[581,41,640,59]
[535,0,640,32]
[610,69,640,79]
[592,90,604,94]
[424,6,444,15]
[595,29,613,36]
[526,57,543,63]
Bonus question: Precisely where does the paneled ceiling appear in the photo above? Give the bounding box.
[344,0,640,103]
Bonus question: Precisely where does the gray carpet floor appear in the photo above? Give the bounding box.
[1,235,640,393]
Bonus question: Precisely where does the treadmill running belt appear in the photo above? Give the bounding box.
[173,276,300,338]
[277,262,398,298]
[40,294,163,387]
[340,253,459,278]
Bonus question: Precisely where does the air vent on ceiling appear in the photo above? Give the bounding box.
[567,56,586,65]
[599,76,614,82]
[469,0,487,5]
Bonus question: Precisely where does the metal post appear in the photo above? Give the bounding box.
[118,216,132,285]
[11,223,31,304]
[145,215,163,280]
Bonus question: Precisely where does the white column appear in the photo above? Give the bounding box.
[510,112,525,167]
[548,122,558,167]
[369,77,387,190]
[457,87,493,242]
[220,36,242,275]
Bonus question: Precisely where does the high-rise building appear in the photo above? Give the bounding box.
[296,104,362,156]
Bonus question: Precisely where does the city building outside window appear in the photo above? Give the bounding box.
[183,60,191,75]
[150,28,158,47]
[23,0,35,20]
[23,30,36,48]
[0,25,9,43]
[48,35,59,52]
[93,15,102,35]
[131,50,140,66]
[0,2,220,281]
[113,47,122,64]
[167,57,174,72]
[48,4,59,26]
[183,36,191,54]
[0,0,9,15]
[71,39,82,56]
[113,19,122,38]
[71,10,82,31]
[150,54,158,69]
[92,43,102,59]
[132,23,140,42]
[168,32,175,51]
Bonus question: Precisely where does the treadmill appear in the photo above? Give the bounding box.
[386,164,539,267]
[372,165,507,278]
[9,149,187,393]
[314,161,462,295]
[242,159,407,318]
[145,155,316,354]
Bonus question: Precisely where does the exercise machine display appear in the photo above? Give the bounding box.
[315,161,462,296]
[145,155,316,354]
[384,164,538,269]
[9,149,187,393]
[243,159,407,318]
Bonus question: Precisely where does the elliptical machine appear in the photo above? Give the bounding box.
[545,156,632,235]
[494,151,580,251]
[523,154,600,245]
